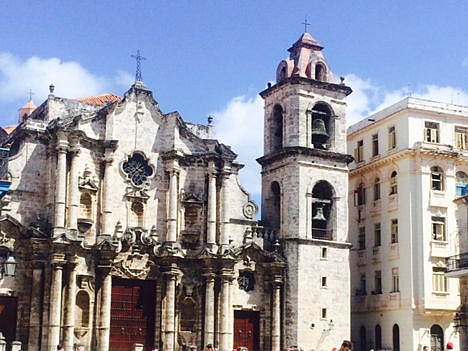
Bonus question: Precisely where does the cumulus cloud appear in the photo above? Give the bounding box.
[0,53,133,104]
[344,74,468,127]
[211,95,264,199]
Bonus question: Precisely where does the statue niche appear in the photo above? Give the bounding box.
[181,191,204,249]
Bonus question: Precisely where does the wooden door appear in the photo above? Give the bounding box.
[110,278,156,351]
[234,310,259,351]
[0,296,17,349]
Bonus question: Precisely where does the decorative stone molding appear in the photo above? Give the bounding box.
[112,252,153,279]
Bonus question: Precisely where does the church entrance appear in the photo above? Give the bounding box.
[110,278,156,351]
[0,296,17,350]
[233,310,260,351]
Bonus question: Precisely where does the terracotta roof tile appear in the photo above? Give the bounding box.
[4,126,17,134]
[75,93,121,106]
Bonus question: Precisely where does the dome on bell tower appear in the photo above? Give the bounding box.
[276,31,333,83]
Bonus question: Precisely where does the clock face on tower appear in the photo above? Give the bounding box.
[122,153,154,187]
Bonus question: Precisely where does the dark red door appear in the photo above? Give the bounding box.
[234,310,259,351]
[0,296,17,349]
[110,278,156,351]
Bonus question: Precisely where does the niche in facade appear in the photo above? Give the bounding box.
[75,290,90,339]
[78,167,98,235]
[311,103,332,149]
[311,180,334,240]
[181,191,204,249]
[270,181,281,229]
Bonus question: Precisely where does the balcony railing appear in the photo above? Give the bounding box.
[447,252,468,272]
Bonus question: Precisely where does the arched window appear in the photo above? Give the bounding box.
[271,105,283,151]
[359,326,367,351]
[375,324,382,350]
[131,201,144,227]
[271,181,281,229]
[311,103,332,149]
[315,63,326,81]
[390,171,398,195]
[431,166,445,191]
[430,324,444,351]
[312,181,334,240]
[373,178,381,201]
[393,324,400,351]
[456,171,468,196]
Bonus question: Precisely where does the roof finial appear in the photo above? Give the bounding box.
[302,16,311,33]
[131,49,147,82]
[28,89,35,102]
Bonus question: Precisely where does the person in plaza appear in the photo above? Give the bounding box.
[338,340,353,351]
[204,344,213,351]
[422,346,429,351]
[57,345,64,351]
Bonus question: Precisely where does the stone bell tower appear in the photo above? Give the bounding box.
[257,32,353,350]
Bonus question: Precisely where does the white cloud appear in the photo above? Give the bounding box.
[211,95,264,199]
[0,53,132,104]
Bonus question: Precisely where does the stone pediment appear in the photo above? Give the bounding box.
[233,242,286,266]
[112,252,154,279]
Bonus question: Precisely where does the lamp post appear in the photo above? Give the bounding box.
[0,254,16,278]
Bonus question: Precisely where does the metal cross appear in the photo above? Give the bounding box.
[28,89,35,101]
[131,50,147,82]
[302,17,311,32]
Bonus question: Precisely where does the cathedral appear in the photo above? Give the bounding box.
[0,32,353,351]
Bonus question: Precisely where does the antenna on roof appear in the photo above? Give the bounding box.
[302,16,311,33]
[131,49,147,82]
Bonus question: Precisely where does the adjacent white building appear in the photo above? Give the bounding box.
[347,98,468,351]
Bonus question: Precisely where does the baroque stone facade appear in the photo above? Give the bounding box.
[0,32,353,351]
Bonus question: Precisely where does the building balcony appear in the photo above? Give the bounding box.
[372,246,382,262]
[430,240,450,258]
[356,250,368,266]
[446,252,468,278]
[389,243,399,260]
[388,194,398,211]
[351,292,401,312]
[430,190,449,208]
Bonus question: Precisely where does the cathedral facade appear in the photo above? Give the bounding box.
[0,32,352,351]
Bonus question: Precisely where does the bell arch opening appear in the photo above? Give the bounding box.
[311,103,332,149]
[271,104,284,151]
[311,180,334,240]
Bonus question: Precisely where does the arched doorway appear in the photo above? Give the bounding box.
[430,324,444,351]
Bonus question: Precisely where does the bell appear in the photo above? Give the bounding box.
[311,118,329,145]
[312,205,327,221]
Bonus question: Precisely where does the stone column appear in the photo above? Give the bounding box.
[220,172,231,247]
[163,268,179,351]
[167,168,179,243]
[28,263,43,351]
[203,271,216,346]
[67,147,80,232]
[206,164,217,247]
[48,254,65,351]
[63,257,78,351]
[218,269,232,351]
[96,264,112,351]
[100,152,113,237]
[54,133,69,236]
[271,276,283,351]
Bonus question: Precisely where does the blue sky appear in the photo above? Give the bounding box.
[1,1,467,200]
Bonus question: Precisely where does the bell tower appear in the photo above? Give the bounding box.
[258,32,353,349]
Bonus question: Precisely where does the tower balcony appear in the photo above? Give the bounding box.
[311,227,333,241]
[446,252,468,278]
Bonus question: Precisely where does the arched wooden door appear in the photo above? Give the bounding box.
[110,278,156,351]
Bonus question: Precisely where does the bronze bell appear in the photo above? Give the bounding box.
[312,205,327,221]
[311,118,329,145]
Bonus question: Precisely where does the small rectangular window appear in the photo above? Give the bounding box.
[374,223,381,247]
[320,247,328,259]
[432,267,448,292]
[321,276,327,287]
[432,217,446,241]
[373,180,381,201]
[372,133,379,156]
[358,227,366,250]
[321,308,327,319]
[455,126,468,150]
[374,270,382,294]
[391,219,399,244]
[392,267,400,292]
[355,140,364,162]
[425,121,440,143]
[359,273,367,295]
[388,126,396,149]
